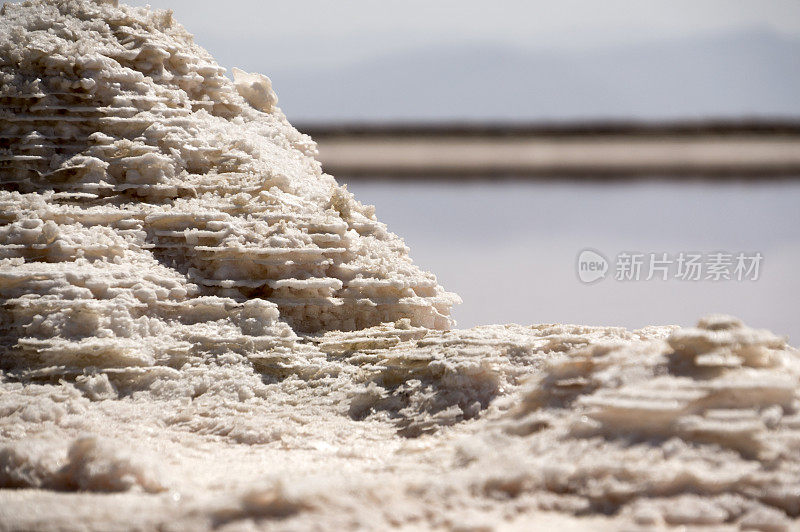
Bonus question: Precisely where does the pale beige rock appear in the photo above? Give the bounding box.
[1,1,799,531]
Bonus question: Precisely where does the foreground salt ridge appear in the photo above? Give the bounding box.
[2,0,800,530]
[3,316,800,529]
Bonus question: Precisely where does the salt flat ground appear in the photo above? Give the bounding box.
[317,136,800,176]
[347,180,800,342]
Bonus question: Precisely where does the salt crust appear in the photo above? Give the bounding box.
[2,1,800,530]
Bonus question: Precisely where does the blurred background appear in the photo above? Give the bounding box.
[127,0,800,340]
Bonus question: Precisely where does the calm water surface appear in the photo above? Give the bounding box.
[346,180,800,343]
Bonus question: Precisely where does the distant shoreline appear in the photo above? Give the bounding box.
[297,120,800,180]
[297,119,800,138]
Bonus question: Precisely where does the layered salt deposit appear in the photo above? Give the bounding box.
[2,1,800,530]
[0,0,458,348]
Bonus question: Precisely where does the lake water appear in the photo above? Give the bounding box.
[346,180,800,343]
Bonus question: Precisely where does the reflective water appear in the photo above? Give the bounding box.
[346,180,800,342]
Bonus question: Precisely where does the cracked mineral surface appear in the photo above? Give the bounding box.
[1,1,799,530]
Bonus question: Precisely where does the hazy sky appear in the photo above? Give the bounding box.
[120,0,800,70]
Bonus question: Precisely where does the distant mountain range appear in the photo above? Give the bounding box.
[267,30,800,123]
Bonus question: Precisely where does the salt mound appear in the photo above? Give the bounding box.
[0,0,459,384]
[3,1,800,530]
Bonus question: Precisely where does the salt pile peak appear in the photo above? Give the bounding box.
[0,0,460,377]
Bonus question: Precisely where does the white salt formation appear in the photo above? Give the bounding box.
[2,1,800,530]
[0,0,459,348]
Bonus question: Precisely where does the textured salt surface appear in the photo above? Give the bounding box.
[2,1,800,530]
